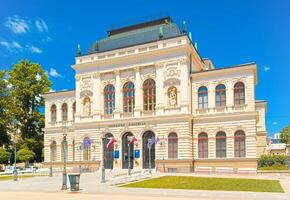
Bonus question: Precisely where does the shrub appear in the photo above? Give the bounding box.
[258,154,287,169]
[0,148,11,164]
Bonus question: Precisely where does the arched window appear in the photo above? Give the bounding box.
[234,130,246,157]
[234,82,245,105]
[83,137,91,161]
[51,104,57,123]
[62,103,68,122]
[72,102,76,121]
[216,84,226,107]
[198,133,208,158]
[83,97,91,116]
[72,140,75,161]
[216,131,226,158]
[104,84,115,115]
[143,79,156,111]
[50,141,57,162]
[198,86,208,109]
[168,132,178,159]
[123,82,135,113]
[168,86,177,106]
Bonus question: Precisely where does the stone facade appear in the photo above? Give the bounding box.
[43,17,267,173]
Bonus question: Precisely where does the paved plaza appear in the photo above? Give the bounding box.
[0,171,290,200]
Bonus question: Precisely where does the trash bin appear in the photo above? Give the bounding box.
[68,173,80,191]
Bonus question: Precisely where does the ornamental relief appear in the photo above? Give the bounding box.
[81,79,93,91]
[141,73,155,81]
[164,63,181,81]
[120,77,135,84]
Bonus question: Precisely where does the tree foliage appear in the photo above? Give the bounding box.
[16,147,35,163]
[7,60,51,162]
[280,126,290,144]
[0,71,10,147]
[0,148,11,164]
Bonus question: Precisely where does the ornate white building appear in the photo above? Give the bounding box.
[44,17,267,173]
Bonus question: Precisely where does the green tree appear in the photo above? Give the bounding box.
[17,147,35,166]
[0,148,11,164]
[0,70,10,147]
[280,126,290,144]
[8,60,51,162]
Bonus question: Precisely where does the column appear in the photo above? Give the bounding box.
[180,58,190,113]
[134,67,141,117]
[227,81,234,108]
[114,70,121,119]
[45,101,51,127]
[67,101,73,124]
[56,101,62,126]
[208,83,215,113]
[75,74,81,122]
[93,72,101,120]
[155,63,164,115]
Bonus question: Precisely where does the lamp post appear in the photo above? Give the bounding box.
[13,134,17,181]
[61,127,68,190]
[148,138,152,174]
[49,143,53,177]
[11,119,19,182]
[101,137,106,183]
[78,144,82,174]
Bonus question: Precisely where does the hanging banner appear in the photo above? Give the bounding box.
[134,149,140,158]
[114,150,120,159]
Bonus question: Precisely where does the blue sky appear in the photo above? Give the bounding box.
[0,0,289,137]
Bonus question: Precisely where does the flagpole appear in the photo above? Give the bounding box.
[148,138,152,174]
[101,137,106,183]
[128,141,131,176]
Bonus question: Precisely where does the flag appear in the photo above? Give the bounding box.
[106,138,116,149]
[129,137,137,145]
[147,136,159,149]
[83,138,93,149]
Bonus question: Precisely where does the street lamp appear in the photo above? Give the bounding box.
[78,143,82,174]
[61,127,68,190]
[49,142,53,177]
[11,119,20,182]
[13,133,17,181]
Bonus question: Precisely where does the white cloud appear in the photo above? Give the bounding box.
[263,65,271,72]
[41,36,52,43]
[0,40,22,51]
[26,45,42,54]
[49,89,55,92]
[272,122,278,125]
[35,18,48,32]
[47,68,63,78]
[4,15,30,34]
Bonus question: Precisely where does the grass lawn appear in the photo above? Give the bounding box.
[0,174,36,181]
[121,176,284,193]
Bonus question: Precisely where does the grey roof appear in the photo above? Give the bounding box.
[88,18,183,54]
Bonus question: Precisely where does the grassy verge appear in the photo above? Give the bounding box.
[258,165,289,170]
[121,176,284,193]
[0,174,36,181]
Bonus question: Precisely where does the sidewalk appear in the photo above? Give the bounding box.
[0,172,289,200]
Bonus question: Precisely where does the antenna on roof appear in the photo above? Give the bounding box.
[76,44,81,56]
[182,21,187,33]
[159,26,164,39]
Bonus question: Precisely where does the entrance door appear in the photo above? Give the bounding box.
[122,132,134,169]
[104,133,114,169]
[142,131,155,169]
